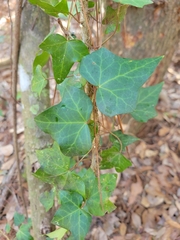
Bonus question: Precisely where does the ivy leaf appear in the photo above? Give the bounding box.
[40,34,89,83]
[28,0,69,17]
[131,82,163,122]
[36,142,71,176]
[102,5,128,34]
[16,219,33,240]
[80,47,162,117]
[46,228,67,239]
[35,86,93,156]
[52,191,92,240]
[109,130,139,151]
[31,65,47,96]
[113,0,153,8]
[56,171,85,197]
[35,143,85,196]
[33,50,50,71]
[40,189,55,212]
[14,212,25,226]
[100,146,132,172]
[83,170,117,216]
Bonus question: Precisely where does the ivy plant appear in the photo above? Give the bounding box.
[28,0,163,239]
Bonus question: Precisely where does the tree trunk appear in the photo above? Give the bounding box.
[109,0,180,85]
[19,2,54,239]
[108,0,180,134]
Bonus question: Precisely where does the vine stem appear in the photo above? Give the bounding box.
[9,0,27,218]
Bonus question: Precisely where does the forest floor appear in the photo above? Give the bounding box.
[0,1,180,239]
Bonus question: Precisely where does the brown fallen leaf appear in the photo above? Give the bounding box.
[0,144,13,156]
[128,175,143,205]
[131,212,141,229]
[158,127,170,137]
[119,222,127,236]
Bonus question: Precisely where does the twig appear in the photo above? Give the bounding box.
[0,161,17,212]
[10,0,27,217]
[0,229,10,240]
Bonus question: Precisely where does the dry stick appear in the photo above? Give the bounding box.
[10,0,27,217]
[0,161,17,212]
[95,0,99,47]
[0,229,10,240]
[79,0,94,48]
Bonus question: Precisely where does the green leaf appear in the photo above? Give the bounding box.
[28,0,69,17]
[36,142,71,176]
[46,228,67,239]
[113,0,153,8]
[32,167,55,184]
[100,146,132,172]
[35,86,93,156]
[14,212,25,226]
[52,191,92,240]
[57,65,87,95]
[80,47,162,117]
[88,1,94,8]
[32,65,47,96]
[103,5,128,34]
[40,189,55,212]
[81,170,117,216]
[5,223,11,234]
[109,130,139,151]
[131,82,163,122]
[33,50,50,71]
[16,219,33,240]
[40,34,89,83]
[56,171,85,197]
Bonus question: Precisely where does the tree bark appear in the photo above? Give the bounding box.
[19,2,54,239]
[108,0,180,134]
[109,0,180,85]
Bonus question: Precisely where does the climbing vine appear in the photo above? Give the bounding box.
[28,0,163,239]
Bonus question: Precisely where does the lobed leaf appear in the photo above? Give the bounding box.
[109,130,139,151]
[131,82,163,122]
[100,146,132,172]
[14,212,25,227]
[80,169,117,216]
[35,86,93,156]
[31,65,47,97]
[40,34,89,83]
[28,0,69,17]
[52,191,92,240]
[80,48,162,117]
[40,189,55,212]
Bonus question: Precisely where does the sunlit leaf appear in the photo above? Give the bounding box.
[46,228,67,239]
[80,47,162,117]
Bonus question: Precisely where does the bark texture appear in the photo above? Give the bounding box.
[19,3,54,239]
[109,0,180,85]
[108,0,180,134]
